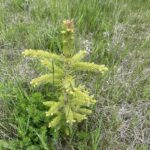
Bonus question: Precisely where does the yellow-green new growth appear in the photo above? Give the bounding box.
[22,49,63,62]
[22,19,108,135]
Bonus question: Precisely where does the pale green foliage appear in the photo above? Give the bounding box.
[30,74,62,87]
[22,20,108,135]
[22,49,63,62]
[72,62,108,73]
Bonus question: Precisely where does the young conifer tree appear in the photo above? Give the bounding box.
[22,20,108,135]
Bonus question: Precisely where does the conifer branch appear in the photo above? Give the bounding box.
[71,50,87,62]
[30,73,62,87]
[22,49,63,62]
[72,62,108,73]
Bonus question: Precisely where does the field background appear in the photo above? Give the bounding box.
[0,0,150,149]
